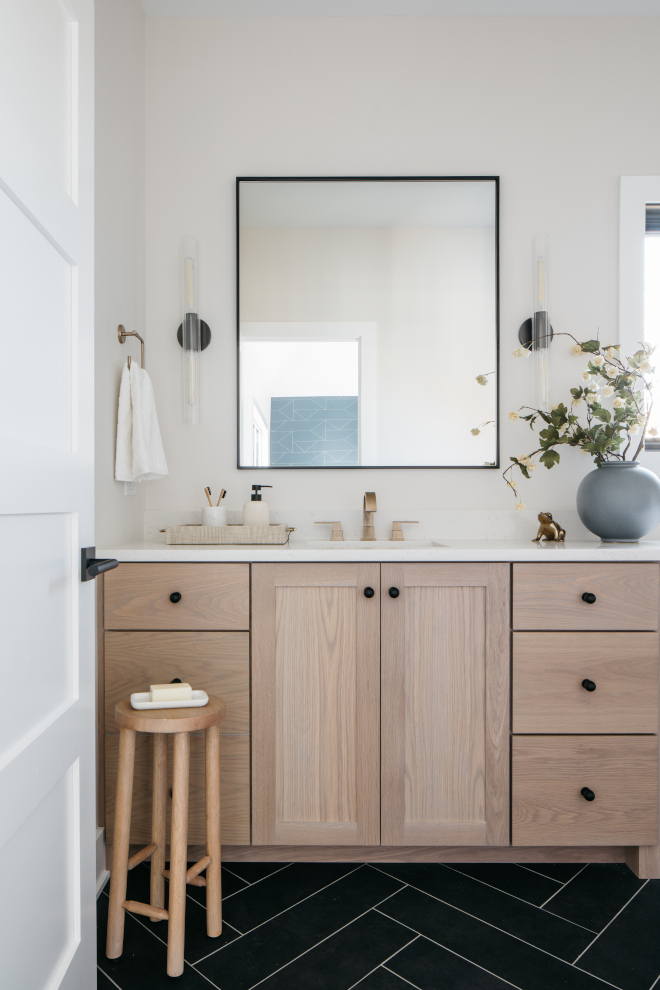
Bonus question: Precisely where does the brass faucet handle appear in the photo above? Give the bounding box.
[363,492,377,513]
[315,521,344,541]
[391,521,419,541]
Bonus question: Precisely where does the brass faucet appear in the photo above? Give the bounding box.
[362,492,377,541]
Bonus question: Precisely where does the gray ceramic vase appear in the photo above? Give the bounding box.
[576,460,660,542]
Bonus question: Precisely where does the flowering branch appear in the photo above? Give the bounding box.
[500,334,656,508]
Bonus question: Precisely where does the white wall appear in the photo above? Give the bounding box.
[135,15,660,525]
[95,0,146,544]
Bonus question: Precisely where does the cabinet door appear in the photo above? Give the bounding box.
[252,563,380,845]
[381,563,510,846]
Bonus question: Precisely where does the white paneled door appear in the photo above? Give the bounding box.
[0,2,96,988]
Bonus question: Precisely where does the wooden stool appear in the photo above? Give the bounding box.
[106,696,226,977]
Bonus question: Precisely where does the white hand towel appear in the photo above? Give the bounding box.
[115,361,169,482]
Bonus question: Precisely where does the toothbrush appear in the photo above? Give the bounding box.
[216,489,226,507]
[204,487,213,507]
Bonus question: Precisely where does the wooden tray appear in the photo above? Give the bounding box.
[165,524,289,545]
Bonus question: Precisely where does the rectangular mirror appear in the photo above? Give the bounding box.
[237,176,499,468]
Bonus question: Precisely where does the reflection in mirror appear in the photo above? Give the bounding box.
[238,177,499,468]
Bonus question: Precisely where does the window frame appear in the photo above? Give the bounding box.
[620,176,660,451]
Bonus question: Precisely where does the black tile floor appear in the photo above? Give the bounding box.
[97,861,660,990]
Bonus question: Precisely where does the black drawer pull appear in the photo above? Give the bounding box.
[364,587,375,598]
[582,592,597,604]
[582,678,596,692]
[581,786,595,802]
[170,592,182,603]
[389,587,400,599]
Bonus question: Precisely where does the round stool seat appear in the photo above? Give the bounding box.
[114,695,226,733]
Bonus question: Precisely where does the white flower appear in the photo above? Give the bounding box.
[641,360,652,372]
[476,374,488,386]
[613,397,625,408]
[471,428,480,436]
[600,386,614,397]
[592,354,605,367]
[649,427,659,437]
[629,424,640,435]
[572,344,583,355]
[509,411,520,421]
[605,347,617,359]
[519,454,531,465]
[527,463,537,472]
[572,397,583,407]
[513,347,531,359]
[604,365,617,378]
[516,502,526,511]
[638,415,646,425]
[581,372,592,382]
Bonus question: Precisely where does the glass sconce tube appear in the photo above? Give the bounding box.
[182,236,201,425]
[532,233,551,412]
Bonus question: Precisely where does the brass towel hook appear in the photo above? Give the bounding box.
[117,324,145,369]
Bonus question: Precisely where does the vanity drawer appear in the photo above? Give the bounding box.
[104,631,249,734]
[512,563,659,631]
[513,632,659,733]
[104,563,249,630]
[512,735,658,846]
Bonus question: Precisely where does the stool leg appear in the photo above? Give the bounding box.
[106,727,136,959]
[205,723,222,937]
[150,733,168,916]
[167,731,190,978]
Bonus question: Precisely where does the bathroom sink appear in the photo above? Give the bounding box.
[304,540,447,549]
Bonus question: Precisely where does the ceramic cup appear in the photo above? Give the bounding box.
[202,506,227,527]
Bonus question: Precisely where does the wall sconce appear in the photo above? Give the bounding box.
[518,233,553,412]
[177,236,211,425]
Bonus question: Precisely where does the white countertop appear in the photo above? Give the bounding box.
[98,538,660,563]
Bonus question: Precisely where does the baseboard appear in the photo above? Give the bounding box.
[96,827,110,898]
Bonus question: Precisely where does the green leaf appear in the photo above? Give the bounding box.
[580,340,601,353]
[539,449,560,469]
[592,408,611,423]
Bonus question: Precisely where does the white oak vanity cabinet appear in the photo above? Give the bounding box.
[99,558,660,878]
[251,562,509,847]
[511,563,659,871]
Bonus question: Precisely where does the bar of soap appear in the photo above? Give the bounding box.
[150,683,192,703]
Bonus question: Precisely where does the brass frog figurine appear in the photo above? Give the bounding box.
[532,511,566,543]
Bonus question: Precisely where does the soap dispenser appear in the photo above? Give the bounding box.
[243,485,272,527]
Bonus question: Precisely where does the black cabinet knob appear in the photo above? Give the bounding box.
[582,678,597,692]
[364,587,375,598]
[582,592,597,604]
[389,587,400,598]
[581,786,595,801]
[171,678,182,683]
[170,592,182,603]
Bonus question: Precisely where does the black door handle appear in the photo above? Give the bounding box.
[389,587,400,598]
[170,592,182,603]
[364,587,375,598]
[81,547,119,582]
[582,592,597,604]
[582,679,597,692]
[581,787,595,801]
